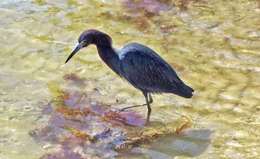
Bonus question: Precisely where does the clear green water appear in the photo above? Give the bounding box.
[0,0,260,158]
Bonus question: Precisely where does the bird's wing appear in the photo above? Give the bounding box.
[119,43,184,93]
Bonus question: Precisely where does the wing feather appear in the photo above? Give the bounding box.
[119,43,183,93]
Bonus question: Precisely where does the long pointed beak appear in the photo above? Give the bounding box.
[65,43,83,63]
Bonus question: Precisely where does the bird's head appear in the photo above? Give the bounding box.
[65,29,112,63]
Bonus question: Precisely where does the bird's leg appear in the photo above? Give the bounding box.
[119,93,152,112]
[143,92,152,123]
[119,103,146,112]
[148,93,153,104]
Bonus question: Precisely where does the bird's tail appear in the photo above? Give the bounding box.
[175,83,194,98]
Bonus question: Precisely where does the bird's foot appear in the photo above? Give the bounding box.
[119,104,146,112]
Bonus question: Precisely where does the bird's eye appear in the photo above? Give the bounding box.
[81,40,86,44]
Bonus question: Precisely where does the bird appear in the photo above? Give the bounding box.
[65,29,194,123]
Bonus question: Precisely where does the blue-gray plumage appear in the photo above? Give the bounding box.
[65,29,194,122]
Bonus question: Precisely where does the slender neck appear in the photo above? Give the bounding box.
[96,44,121,75]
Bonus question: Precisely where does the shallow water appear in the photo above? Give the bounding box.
[0,0,260,158]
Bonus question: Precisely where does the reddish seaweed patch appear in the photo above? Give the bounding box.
[30,82,146,158]
[63,73,87,87]
[103,109,146,126]
[174,122,190,134]
[123,0,172,14]
[177,0,202,10]
[120,0,202,34]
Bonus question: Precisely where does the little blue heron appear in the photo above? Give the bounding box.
[65,29,194,122]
